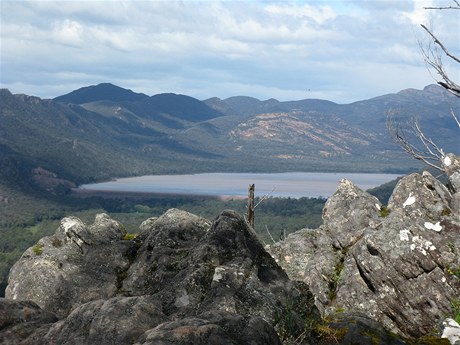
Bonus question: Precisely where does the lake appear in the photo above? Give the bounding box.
[79,172,401,198]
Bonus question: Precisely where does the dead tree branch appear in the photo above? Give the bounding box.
[265,224,276,244]
[386,113,445,172]
[389,1,459,173]
[247,184,255,228]
[420,1,460,98]
[420,24,460,65]
[254,187,276,209]
[424,0,460,10]
[419,25,460,98]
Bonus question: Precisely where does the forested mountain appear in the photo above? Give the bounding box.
[53,83,150,104]
[1,83,458,195]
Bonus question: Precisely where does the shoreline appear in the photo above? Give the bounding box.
[71,188,247,201]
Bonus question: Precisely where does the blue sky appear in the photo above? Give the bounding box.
[1,0,458,103]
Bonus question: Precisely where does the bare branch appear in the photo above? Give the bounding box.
[420,24,460,64]
[413,121,445,158]
[450,107,460,128]
[386,113,445,172]
[254,186,276,209]
[265,225,276,244]
[424,0,460,9]
[388,1,459,174]
[424,6,460,9]
[419,25,460,98]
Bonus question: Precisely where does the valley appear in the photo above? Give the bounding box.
[0,82,457,297]
[2,83,458,193]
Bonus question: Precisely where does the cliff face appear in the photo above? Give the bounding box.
[2,154,460,345]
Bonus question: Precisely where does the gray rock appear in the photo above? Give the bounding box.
[138,217,158,232]
[124,209,320,341]
[32,296,165,345]
[322,178,382,248]
[388,171,452,220]
[268,170,460,339]
[134,311,282,345]
[4,209,320,344]
[122,208,212,296]
[321,312,407,345]
[89,213,127,243]
[443,153,460,193]
[5,214,137,318]
[0,298,57,345]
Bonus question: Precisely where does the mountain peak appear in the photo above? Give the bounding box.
[53,83,149,104]
[145,93,223,122]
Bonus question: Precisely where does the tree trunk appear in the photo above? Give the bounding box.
[247,184,255,228]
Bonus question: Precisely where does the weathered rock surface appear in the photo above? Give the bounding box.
[3,209,320,344]
[133,311,282,345]
[5,213,133,318]
[320,312,407,345]
[269,158,460,341]
[0,298,58,345]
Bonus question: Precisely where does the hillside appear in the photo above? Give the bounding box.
[2,84,459,195]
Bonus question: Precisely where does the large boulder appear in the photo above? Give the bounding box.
[269,167,460,340]
[5,213,134,318]
[3,209,320,344]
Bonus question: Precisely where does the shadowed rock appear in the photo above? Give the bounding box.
[0,298,58,345]
[3,209,320,344]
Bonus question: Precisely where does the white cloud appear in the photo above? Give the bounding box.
[264,3,337,24]
[51,19,84,47]
[0,0,455,102]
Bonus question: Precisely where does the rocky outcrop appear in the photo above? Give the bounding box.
[3,155,460,344]
[2,209,321,344]
[268,159,460,340]
[5,213,133,318]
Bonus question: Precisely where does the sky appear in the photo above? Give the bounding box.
[1,0,458,103]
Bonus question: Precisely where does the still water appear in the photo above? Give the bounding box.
[79,172,400,198]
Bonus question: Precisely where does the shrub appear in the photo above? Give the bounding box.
[123,233,138,240]
[32,243,43,255]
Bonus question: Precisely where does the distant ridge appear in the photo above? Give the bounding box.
[54,83,149,104]
[1,82,458,195]
[54,83,223,123]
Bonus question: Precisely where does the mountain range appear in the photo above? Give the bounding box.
[1,83,459,193]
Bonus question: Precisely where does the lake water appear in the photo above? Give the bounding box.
[79,172,400,198]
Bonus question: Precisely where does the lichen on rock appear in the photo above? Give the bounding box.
[268,157,460,341]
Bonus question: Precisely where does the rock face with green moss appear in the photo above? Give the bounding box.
[2,209,321,344]
[268,154,460,341]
